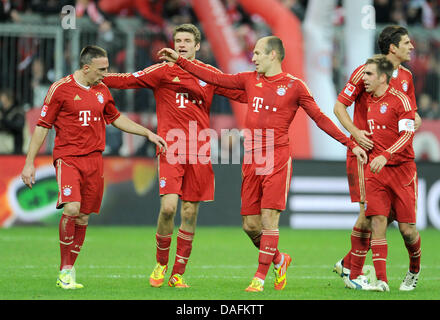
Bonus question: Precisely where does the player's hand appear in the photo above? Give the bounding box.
[157,48,179,63]
[353,129,374,150]
[147,132,168,153]
[352,146,368,164]
[21,163,36,189]
[370,155,387,174]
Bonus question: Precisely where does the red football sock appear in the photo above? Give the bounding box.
[70,224,87,267]
[59,214,76,270]
[343,250,352,270]
[255,229,279,280]
[371,238,388,282]
[250,231,282,265]
[171,229,194,275]
[155,232,173,266]
[405,234,421,273]
[349,227,371,279]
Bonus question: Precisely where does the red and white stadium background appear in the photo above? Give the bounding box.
[1,155,440,230]
[2,0,440,229]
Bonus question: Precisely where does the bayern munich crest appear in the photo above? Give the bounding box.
[159,178,166,188]
[62,185,72,196]
[276,86,287,96]
[402,81,408,92]
[199,79,207,87]
[40,105,48,117]
[380,104,388,114]
[96,93,104,104]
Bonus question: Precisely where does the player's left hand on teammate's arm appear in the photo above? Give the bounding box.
[369,155,387,174]
[352,146,368,164]
[147,131,168,153]
[157,48,179,63]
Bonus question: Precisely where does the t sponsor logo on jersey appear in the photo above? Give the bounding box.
[252,96,278,113]
[401,80,408,92]
[132,70,145,78]
[96,92,104,104]
[252,97,264,112]
[159,178,166,188]
[176,93,189,108]
[380,103,388,114]
[79,110,91,126]
[344,83,356,97]
[62,185,72,196]
[276,85,288,96]
[199,79,207,87]
[40,105,48,117]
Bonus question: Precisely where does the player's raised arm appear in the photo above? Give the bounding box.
[103,63,165,90]
[158,48,247,90]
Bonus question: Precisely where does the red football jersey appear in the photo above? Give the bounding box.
[103,61,247,156]
[366,87,415,165]
[338,64,416,133]
[37,75,121,161]
[175,56,356,154]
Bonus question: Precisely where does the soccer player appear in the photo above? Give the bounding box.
[333,25,421,290]
[158,36,368,292]
[362,55,420,292]
[20,45,167,290]
[103,24,248,288]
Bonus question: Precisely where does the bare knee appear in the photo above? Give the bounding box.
[242,216,262,237]
[399,223,418,243]
[63,202,80,217]
[160,203,177,221]
[181,201,199,227]
[75,213,90,226]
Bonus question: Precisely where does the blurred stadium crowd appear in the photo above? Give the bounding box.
[1,0,440,156]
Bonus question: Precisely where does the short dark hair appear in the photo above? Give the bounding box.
[264,36,285,62]
[173,23,201,45]
[378,25,409,55]
[365,54,394,84]
[79,45,107,68]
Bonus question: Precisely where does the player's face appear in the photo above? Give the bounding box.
[252,39,271,74]
[174,32,200,60]
[393,34,414,63]
[362,63,381,93]
[85,57,109,86]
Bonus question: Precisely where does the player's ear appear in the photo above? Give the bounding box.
[83,64,90,73]
[389,43,397,54]
[195,42,201,52]
[271,50,277,61]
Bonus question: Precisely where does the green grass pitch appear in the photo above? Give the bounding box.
[1,226,439,300]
